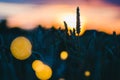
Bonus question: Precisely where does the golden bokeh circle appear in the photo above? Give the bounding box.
[35,65,52,80]
[60,51,68,60]
[84,70,91,77]
[32,60,44,72]
[10,36,32,60]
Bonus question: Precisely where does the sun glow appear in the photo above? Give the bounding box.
[61,13,76,29]
[59,13,86,35]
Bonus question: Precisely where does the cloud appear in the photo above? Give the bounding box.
[0,3,73,29]
[0,2,34,16]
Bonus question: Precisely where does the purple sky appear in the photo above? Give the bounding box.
[0,0,120,5]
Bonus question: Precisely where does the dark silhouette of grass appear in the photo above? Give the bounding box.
[0,19,120,80]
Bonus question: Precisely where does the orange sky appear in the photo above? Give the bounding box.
[0,1,120,35]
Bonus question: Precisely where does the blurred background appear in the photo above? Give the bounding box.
[0,0,120,34]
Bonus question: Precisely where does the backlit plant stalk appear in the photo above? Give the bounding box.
[76,7,81,36]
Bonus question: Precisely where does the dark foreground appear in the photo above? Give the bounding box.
[0,20,120,80]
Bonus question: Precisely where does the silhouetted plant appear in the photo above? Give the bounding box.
[113,31,116,37]
[64,21,68,34]
[73,28,76,36]
[76,7,81,35]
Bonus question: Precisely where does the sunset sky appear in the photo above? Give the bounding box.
[0,0,120,34]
